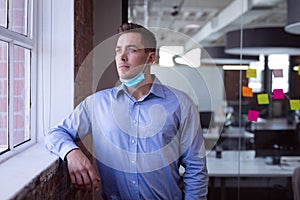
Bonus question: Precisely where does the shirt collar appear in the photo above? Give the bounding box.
[114,75,166,99]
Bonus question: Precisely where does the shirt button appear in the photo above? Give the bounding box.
[131,160,135,164]
[131,140,135,143]
[133,120,137,124]
[132,181,136,184]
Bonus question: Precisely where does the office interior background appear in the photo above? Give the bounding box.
[0,0,300,199]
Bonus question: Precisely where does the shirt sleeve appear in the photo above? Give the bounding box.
[45,100,92,160]
[179,101,209,200]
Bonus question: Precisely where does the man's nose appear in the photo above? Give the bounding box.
[118,51,127,61]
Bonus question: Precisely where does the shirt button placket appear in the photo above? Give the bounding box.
[130,101,139,198]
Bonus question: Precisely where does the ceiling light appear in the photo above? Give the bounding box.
[285,0,300,35]
[222,65,249,70]
[201,46,258,65]
[185,24,200,29]
[225,27,300,56]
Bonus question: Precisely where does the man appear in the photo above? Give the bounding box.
[45,22,208,199]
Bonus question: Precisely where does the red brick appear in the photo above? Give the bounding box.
[0,63,8,78]
[13,129,25,145]
[14,46,25,61]
[0,97,7,112]
[0,130,8,146]
[14,79,25,96]
[0,42,8,61]
[0,79,7,95]
[12,26,25,34]
[14,114,24,129]
[14,63,25,78]
[12,0,25,9]
[0,114,7,128]
[14,97,24,112]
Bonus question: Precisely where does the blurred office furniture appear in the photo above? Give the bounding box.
[253,118,300,157]
[199,111,215,129]
[293,166,300,200]
[180,150,297,200]
[293,123,300,200]
[211,126,254,150]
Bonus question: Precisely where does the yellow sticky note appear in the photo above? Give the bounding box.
[246,69,256,78]
[257,94,269,105]
[290,99,300,110]
[242,86,253,97]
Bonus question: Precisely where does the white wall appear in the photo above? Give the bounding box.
[151,65,225,113]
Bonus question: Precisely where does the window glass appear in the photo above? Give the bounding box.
[11,0,28,35]
[0,0,32,159]
[13,45,30,146]
[268,54,289,93]
[0,41,8,154]
[0,0,7,28]
[248,55,265,93]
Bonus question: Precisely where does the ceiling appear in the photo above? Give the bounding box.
[128,0,287,51]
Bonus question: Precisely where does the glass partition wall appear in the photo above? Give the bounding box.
[128,0,300,199]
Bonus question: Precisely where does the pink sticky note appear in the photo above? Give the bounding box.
[273,69,283,78]
[248,110,260,122]
[273,89,284,99]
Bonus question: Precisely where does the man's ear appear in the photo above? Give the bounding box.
[149,52,156,63]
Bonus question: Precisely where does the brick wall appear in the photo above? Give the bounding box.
[74,0,94,106]
[74,0,93,78]
[11,160,94,200]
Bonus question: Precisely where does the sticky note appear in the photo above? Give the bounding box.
[273,69,283,78]
[273,89,284,99]
[257,94,269,105]
[248,110,260,122]
[290,99,300,110]
[242,86,253,97]
[246,69,257,78]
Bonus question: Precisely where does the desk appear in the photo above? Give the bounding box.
[204,127,254,150]
[253,118,296,131]
[180,150,299,200]
[251,118,299,157]
[207,151,299,200]
[206,150,297,177]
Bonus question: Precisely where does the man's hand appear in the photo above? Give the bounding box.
[66,149,100,192]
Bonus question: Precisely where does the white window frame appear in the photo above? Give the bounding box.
[0,0,74,198]
[0,0,37,162]
[0,0,74,163]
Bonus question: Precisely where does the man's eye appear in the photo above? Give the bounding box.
[128,48,138,52]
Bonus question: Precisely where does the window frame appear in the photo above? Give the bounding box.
[0,0,75,197]
[0,0,37,162]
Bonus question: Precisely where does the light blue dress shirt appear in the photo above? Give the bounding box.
[45,77,208,200]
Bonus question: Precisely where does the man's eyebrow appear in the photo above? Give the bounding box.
[115,45,141,49]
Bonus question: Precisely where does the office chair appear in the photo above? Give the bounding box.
[293,166,300,200]
[293,123,300,200]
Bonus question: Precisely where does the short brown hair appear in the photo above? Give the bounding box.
[117,22,157,53]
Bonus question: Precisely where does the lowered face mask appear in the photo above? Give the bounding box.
[120,71,145,88]
[119,54,151,88]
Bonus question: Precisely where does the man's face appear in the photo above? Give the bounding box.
[115,32,151,80]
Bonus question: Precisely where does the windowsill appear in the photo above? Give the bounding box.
[0,142,59,199]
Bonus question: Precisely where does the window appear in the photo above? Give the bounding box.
[268,54,289,93]
[248,55,265,93]
[0,0,33,156]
